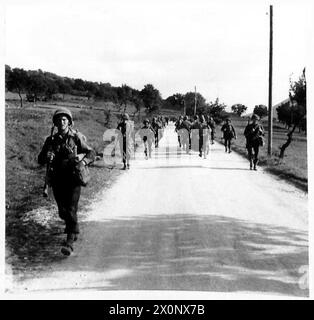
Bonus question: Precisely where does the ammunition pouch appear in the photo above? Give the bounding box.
[73,161,90,187]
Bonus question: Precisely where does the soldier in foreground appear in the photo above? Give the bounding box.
[38,108,95,256]
[244,114,265,170]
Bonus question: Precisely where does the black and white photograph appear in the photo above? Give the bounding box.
[1,0,312,299]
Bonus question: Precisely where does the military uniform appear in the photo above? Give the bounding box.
[38,108,95,255]
[207,117,216,144]
[151,118,162,148]
[117,114,133,169]
[139,121,155,159]
[38,127,95,234]
[221,121,236,153]
[244,121,265,170]
[175,117,183,147]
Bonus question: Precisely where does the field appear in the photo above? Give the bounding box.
[225,114,307,191]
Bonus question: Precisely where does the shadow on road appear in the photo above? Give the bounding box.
[63,214,308,296]
[137,165,249,171]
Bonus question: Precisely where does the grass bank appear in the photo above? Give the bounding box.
[221,115,307,192]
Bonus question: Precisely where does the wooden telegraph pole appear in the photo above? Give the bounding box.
[267,5,273,156]
[194,86,197,116]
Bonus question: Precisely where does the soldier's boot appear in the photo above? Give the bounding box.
[127,162,130,169]
[61,233,75,256]
[144,148,148,159]
[122,162,127,170]
[249,159,253,170]
[253,159,258,171]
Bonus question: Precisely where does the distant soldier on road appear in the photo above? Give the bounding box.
[200,115,211,158]
[207,116,216,144]
[180,115,192,153]
[175,115,183,148]
[221,118,236,153]
[38,108,95,256]
[151,117,162,148]
[117,113,133,170]
[140,119,155,159]
[244,114,265,170]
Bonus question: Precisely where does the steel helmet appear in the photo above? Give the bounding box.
[251,114,260,120]
[53,107,73,125]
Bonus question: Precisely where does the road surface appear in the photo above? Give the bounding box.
[8,123,308,296]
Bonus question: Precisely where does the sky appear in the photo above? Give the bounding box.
[3,0,313,112]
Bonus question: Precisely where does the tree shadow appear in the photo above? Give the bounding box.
[18,214,308,296]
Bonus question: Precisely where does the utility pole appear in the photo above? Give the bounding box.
[194,86,197,116]
[267,5,273,157]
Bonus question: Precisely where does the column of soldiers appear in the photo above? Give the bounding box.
[38,109,264,257]
[174,113,264,169]
[175,114,215,158]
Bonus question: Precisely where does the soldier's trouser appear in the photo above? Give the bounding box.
[211,131,215,143]
[178,135,181,146]
[247,144,259,165]
[199,135,203,154]
[52,181,81,234]
[143,138,153,156]
[122,136,127,164]
[155,131,159,147]
[224,139,231,150]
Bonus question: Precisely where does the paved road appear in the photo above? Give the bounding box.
[10,123,308,296]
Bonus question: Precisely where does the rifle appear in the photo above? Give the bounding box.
[43,126,55,198]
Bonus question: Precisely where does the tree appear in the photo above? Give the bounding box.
[140,84,162,112]
[184,92,206,115]
[57,78,72,99]
[253,105,268,118]
[163,93,185,111]
[131,94,144,119]
[26,71,47,102]
[231,104,247,116]
[45,77,58,100]
[207,98,227,123]
[6,67,29,108]
[279,69,306,159]
[276,101,292,128]
[117,84,133,113]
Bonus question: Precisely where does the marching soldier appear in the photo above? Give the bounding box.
[151,117,161,148]
[200,115,211,158]
[221,118,236,153]
[181,115,192,153]
[207,116,216,144]
[117,113,133,169]
[38,108,96,256]
[140,119,155,159]
[244,114,265,170]
[175,116,183,147]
